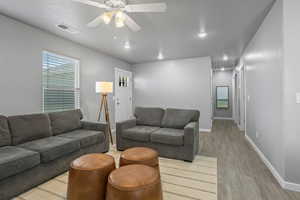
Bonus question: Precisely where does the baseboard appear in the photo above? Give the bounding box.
[285,181,300,192]
[245,134,300,192]
[213,117,233,120]
[199,128,211,132]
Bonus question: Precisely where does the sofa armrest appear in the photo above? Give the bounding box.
[81,121,108,132]
[116,118,137,131]
[184,122,199,154]
[184,122,197,143]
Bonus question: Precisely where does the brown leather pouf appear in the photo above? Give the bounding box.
[120,147,159,170]
[106,164,163,200]
[67,154,115,200]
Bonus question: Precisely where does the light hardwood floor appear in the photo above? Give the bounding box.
[200,120,300,200]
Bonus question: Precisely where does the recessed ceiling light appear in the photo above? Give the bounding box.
[158,52,164,60]
[198,31,208,39]
[113,36,117,40]
[223,55,229,61]
[221,68,225,71]
[124,41,130,49]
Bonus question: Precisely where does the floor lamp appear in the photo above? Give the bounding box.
[96,82,114,145]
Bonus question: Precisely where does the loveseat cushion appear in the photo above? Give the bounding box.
[8,113,52,145]
[58,129,105,148]
[135,107,165,127]
[122,126,160,142]
[0,146,40,180]
[0,115,11,147]
[49,109,83,135]
[161,108,200,129]
[151,128,184,146]
[18,136,80,163]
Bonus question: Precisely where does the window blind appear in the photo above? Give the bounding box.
[42,51,80,112]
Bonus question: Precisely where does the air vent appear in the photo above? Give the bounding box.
[57,24,69,30]
[56,24,79,34]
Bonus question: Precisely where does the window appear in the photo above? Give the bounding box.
[42,51,80,112]
[216,86,229,109]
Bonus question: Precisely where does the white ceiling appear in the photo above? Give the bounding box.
[0,0,274,67]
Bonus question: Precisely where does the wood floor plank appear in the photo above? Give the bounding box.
[20,188,64,200]
[160,161,217,175]
[163,192,194,200]
[163,182,217,200]
[38,180,67,198]
[161,174,217,193]
[160,166,217,183]
[159,157,217,168]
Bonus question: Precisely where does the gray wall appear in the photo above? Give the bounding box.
[0,15,131,127]
[242,0,285,180]
[213,70,233,118]
[282,0,300,184]
[132,57,212,131]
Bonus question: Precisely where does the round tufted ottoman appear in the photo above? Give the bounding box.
[119,147,159,170]
[67,154,115,200]
[106,164,163,200]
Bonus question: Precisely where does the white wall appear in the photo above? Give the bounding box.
[132,57,212,131]
[242,0,285,179]
[282,0,300,185]
[212,70,233,119]
[0,15,131,127]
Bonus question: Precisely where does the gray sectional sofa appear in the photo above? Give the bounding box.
[0,109,109,200]
[116,107,200,162]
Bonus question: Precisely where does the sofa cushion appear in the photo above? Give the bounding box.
[0,115,11,147]
[122,126,160,142]
[151,128,184,146]
[58,129,105,148]
[135,107,165,127]
[0,146,40,180]
[8,113,52,145]
[161,108,200,129]
[49,109,83,135]
[18,137,80,163]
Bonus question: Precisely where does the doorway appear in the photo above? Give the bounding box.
[114,68,133,123]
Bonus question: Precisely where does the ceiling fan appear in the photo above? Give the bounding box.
[73,0,167,32]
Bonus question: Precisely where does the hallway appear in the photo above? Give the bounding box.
[200,120,300,200]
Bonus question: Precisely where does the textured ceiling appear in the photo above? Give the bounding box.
[0,0,274,67]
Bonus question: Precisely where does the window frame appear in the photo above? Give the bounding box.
[216,86,230,109]
[42,51,80,113]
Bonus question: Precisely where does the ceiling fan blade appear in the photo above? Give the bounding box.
[72,0,108,9]
[124,13,141,32]
[87,15,103,27]
[125,3,167,13]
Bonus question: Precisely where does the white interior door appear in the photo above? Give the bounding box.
[115,68,133,122]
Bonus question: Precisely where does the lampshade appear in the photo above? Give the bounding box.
[96,82,113,94]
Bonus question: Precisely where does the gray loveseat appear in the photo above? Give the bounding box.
[0,109,109,200]
[116,107,200,162]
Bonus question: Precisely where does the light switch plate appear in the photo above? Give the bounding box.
[296,93,300,104]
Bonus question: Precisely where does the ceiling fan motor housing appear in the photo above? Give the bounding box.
[104,0,127,8]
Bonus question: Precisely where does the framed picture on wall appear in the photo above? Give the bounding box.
[216,86,229,109]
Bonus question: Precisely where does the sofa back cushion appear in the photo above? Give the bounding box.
[0,115,11,147]
[49,109,83,135]
[161,108,200,129]
[135,107,164,127]
[8,113,52,145]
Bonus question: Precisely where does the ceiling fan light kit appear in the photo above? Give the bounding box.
[73,0,167,32]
